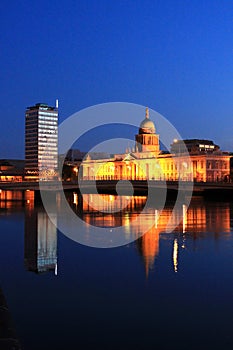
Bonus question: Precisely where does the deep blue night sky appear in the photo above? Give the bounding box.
[0,0,232,158]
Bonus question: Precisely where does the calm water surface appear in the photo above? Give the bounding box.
[0,192,233,349]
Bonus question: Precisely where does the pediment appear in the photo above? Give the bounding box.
[123,153,139,161]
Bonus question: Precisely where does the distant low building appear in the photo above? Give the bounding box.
[60,149,111,181]
[81,108,231,182]
[170,139,220,155]
[0,159,25,182]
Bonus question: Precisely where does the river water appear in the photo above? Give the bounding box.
[0,191,233,349]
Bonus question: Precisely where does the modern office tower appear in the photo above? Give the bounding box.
[25,102,58,180]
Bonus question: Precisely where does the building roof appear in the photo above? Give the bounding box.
[26,103,57,111]
[0,159,25,168]
[139,118,156,133]
[182,139,217,145]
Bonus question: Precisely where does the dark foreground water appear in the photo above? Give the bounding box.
[0,192,233,349]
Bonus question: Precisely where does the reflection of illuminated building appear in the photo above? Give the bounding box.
[183,200,231,235]
[70,193,147,229]
[24,202,57,274]
[136,226,160,278]
[69,193,231,276]
[82,108,231,182]
[0,189,35,209]
[173,239,178,273]
[0,190,24,207]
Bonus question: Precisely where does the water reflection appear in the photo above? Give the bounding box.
[17,191,233,276]
[69,193,231,232]
[68,193,232,275]
[0,191,233,349]
[0,288,21,349]
[24,193,57,274]
[173,238,178,273]
[136,225,160,277]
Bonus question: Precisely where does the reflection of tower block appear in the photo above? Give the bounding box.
[135,108,160,155]
[24,209,57,273]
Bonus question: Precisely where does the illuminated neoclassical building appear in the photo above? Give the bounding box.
[81,108,231,182]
